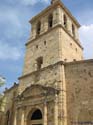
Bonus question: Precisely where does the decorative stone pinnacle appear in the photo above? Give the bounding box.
[51,0,60,4]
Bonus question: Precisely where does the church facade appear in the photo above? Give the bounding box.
[0,0,93,125]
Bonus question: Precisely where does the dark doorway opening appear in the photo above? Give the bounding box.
[28,109,43,125]
[31,109,42,120]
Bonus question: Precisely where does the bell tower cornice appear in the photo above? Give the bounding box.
[29,0,80,28]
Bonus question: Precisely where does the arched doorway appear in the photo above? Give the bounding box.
[27,109,43,125]
[6,110,10,125]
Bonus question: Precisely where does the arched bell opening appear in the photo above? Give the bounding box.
[48,14,53,29]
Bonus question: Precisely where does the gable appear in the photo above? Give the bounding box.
[22,85,44,98]
[19,84,59,99]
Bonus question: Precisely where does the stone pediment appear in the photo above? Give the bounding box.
[19,84,59,99]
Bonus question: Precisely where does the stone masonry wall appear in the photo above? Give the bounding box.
[59,27,83,62]
[19,62,61,94]
[65,60,93,125]
[23,28,60,75]
[4,85,18,113]
[23,25,83,76]
[2,85,18,125]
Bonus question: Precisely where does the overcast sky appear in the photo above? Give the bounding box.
[0,0,93,91]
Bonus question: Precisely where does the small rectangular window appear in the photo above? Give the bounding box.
[36,57,43,70]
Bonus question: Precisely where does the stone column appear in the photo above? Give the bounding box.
[31,24,36,40]
[43,17,48,32]
[53,9,57,26]
[21,108,25,125]
[24,118,27,125]
[57,7,62,25]
[75,27,79,40]
[44,101,47,125]
[53,7,62,26]
[57,64,68,125]
[0,112,3,125]
[54,94,58,125]
[30,26,34,40]
[60,64,67,125]
[67,18,72,34]
[24,107,27,125]
[14,110,17,125]
[41,18,44,34]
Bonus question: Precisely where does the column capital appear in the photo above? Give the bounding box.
[54,94,58,125]
[22,106,26,111]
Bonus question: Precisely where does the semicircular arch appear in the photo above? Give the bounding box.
[27,108,43,125]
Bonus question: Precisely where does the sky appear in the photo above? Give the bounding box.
[0,0,93,92]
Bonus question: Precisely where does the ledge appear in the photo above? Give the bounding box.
[18,61,64,80]
[65,59,93,66]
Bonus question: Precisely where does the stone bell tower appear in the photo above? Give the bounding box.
[20,0,83,77]
[18,0,83,125]
[1,1,93,125]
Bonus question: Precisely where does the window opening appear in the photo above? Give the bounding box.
[36,21,41,35]
[36,57,43,70]
[48,14,53,28]
[64,14,67,28]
